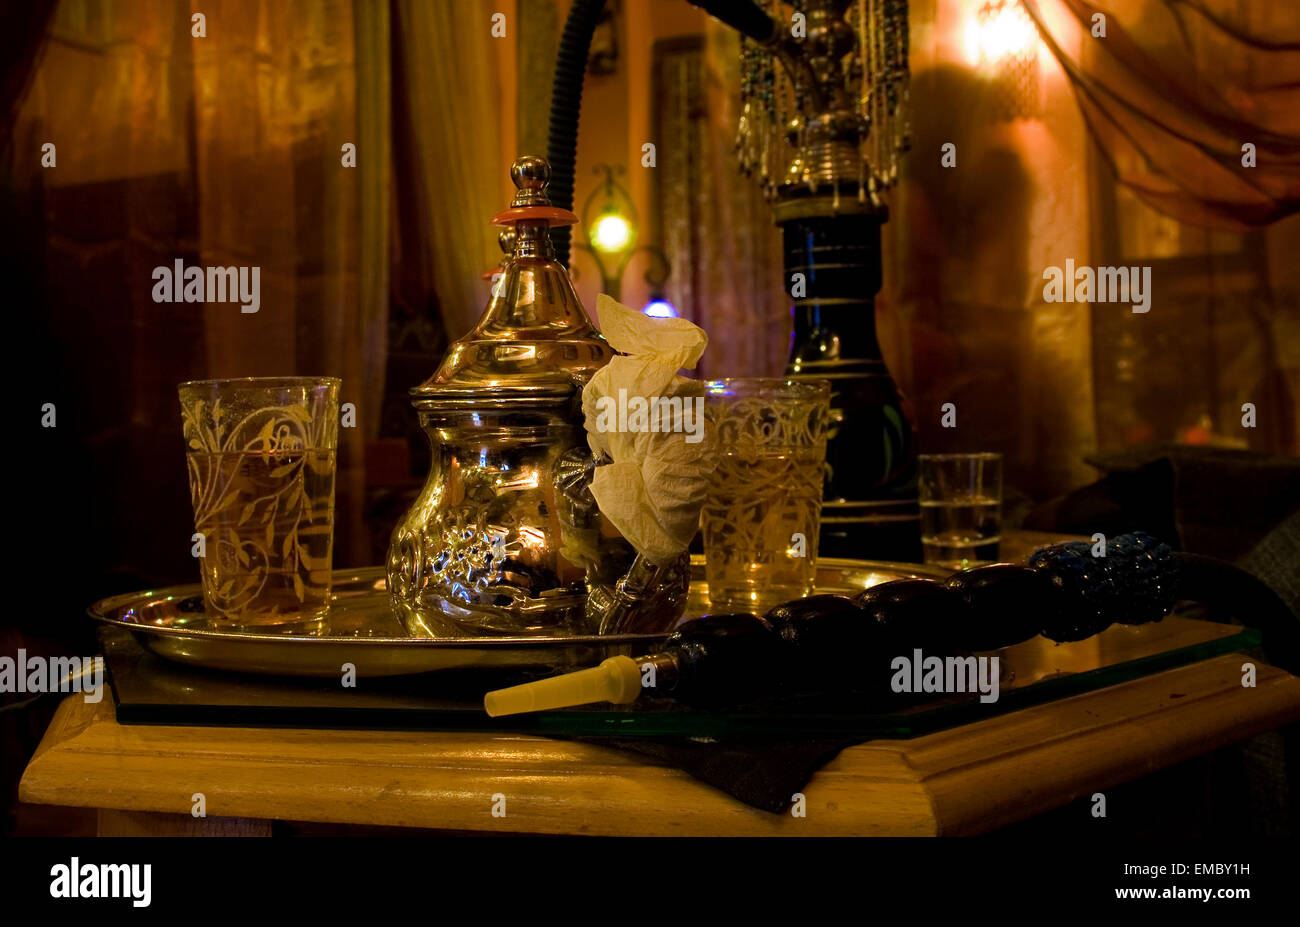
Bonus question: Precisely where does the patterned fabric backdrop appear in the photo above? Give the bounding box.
[652,31,789,382]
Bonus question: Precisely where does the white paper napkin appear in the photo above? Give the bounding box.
[582,295,712,565]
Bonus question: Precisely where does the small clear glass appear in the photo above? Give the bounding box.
[178,377,339,630]
[701,378,830,612]
[918,452,1003,569]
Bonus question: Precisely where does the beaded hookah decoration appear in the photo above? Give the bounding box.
[735,0,911,204]
[731,1,923,559]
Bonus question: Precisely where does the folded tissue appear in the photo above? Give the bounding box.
[582,294,712,566]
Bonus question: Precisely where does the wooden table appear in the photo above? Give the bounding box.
[21,653,1300,836]
[21,531,1300,835]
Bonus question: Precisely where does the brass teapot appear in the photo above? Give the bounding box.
[386,157,692,638]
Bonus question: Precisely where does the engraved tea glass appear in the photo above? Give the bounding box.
[178,377,339,630]
[702,378,830,612]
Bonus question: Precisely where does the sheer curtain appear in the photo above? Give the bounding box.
[1022,0,1299,456]
[1023,0,1300,230]
[652,26,788,382]
[11,0,390,575]
[390,0,512,339]
[11,0,520,578]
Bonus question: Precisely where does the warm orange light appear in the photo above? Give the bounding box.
[965,0,1038,68]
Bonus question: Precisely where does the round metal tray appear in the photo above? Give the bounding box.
[89,557,946,678]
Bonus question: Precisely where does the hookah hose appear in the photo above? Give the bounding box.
[1173,551,1300,676]
[545,0,776,267]
[545,0,606,268]
[685,0,778,42]
[485,532,1298,716]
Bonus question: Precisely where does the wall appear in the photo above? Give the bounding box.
[884,0,1097,500]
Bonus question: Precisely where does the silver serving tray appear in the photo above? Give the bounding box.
[89,558,947,678]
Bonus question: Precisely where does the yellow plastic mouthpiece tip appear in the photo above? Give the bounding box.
[484,655,643,717]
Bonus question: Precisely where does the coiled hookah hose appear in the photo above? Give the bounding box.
[485,533,1297,716]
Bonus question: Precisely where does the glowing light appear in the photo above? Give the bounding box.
[642,299,677,318]
[591,213,632,254]
[965,0,1038,68]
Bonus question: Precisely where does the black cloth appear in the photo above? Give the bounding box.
[579,737,856,814]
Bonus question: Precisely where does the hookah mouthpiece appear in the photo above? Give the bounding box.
[485,656,642,717]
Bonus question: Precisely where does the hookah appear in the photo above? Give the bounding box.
[547,0,919,561]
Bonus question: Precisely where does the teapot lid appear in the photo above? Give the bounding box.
[411,156,613,408]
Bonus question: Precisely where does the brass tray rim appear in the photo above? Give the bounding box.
[88,557,948,649]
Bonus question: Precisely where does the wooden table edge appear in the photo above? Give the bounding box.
[20,653,1300,836]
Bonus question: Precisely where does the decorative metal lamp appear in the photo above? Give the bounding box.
[572,163,672,304]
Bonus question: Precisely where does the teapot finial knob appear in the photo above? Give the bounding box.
[493,156,577,228]
[510,156,552,207]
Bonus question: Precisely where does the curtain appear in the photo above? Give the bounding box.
[1019,0,1300,457]
[876,0,1104,501]
[1023,0,1300,230]
[11,0,389,577]
[188,0,391,566]
[652,27,787,381]
[390,0,510,339]
[0,1,58,156]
